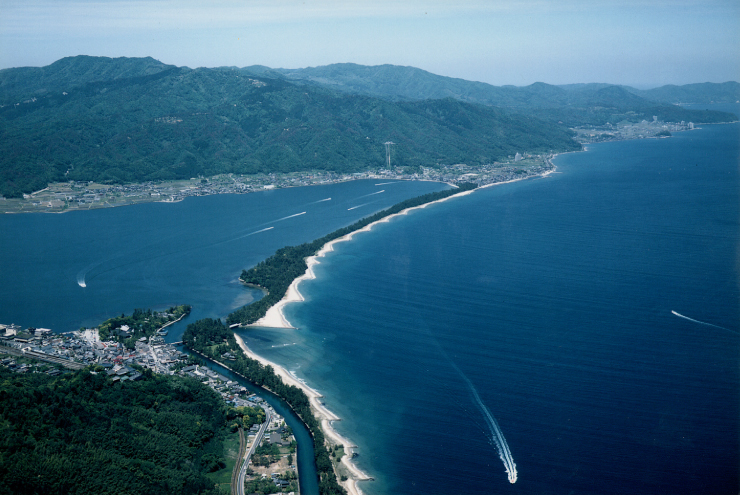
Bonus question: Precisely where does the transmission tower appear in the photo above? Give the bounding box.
[384,141,395,169]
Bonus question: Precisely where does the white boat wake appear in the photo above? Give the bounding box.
[234,227,274,241]
[347,203,370,211]
[356,189,384,199]
[671,310,736,333]
[449,360,518,483]
[275,211,306,222]
[310,197,331,204]
[76,261,105,287]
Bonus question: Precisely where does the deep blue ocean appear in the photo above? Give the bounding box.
[2,106,738,494]
[244,109,740,495]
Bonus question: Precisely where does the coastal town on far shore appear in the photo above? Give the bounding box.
[0,155,553,214]
[0,117,700,215]
[0,323,300,494]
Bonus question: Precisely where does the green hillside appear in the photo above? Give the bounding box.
[627,81,740,104]
[0,367,225,495]
[253,63,737,126]
[0,56,579,198]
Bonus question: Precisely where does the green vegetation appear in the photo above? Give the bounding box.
[630,81,740,104]
[97,305,191,347]
[183,318,347,495]
[0,56,579,198]
[252,442,282,467]
[0,366,226,495]
[228,183,476,326]
[205,429,242,493]
[227,405,266,429]
[249,63,738,126]
[243,477,282,495]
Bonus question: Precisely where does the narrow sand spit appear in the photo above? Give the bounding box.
[250,185,479,329]
[240,165,559,494]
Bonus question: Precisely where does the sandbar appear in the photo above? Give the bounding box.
[241,166,558,493]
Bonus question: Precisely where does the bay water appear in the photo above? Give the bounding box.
[2,107,738,494]
[243,109,739,494]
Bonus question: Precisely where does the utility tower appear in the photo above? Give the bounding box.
[384,141,395,169]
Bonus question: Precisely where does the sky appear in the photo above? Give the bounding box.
[1,0,738,87]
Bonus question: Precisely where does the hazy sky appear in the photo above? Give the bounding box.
[1,0,738,87]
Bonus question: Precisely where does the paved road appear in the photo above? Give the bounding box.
[236,406,272,495]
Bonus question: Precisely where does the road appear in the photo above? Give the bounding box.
[236,405,272,495]
[0,345,86,370]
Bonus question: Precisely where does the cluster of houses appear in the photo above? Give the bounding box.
[0,324,184,371]
[1,323,300,493]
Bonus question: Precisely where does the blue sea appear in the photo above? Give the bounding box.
[243,111,740,494]
[2,106,738,494]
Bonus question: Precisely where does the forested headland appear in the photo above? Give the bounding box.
[227,182,477,326]
[0,367,227,495]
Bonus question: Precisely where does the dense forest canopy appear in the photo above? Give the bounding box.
[0,56,580,198]
[0,367,226,495]
[245,63,739,119]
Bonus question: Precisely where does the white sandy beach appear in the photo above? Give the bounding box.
[234,334,371,495]
[251,166,558,330]
[250,185,481,329]
[240,166,558,494]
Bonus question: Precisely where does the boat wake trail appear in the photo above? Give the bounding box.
[310,198,331,204]
[234,227,274,241]
[275,211,306,222]
[671,310,736,334]
[448,360,518,483]
[358,189,384,198]
[374,182,395,186]
[347,203,370,211]
[76,261,105,287]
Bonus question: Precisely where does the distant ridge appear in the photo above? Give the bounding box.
[0,56,580,198]
[627,82,740,104]
[241,63,738,124]
[0,55,174,100]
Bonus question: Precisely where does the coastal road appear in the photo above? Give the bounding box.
[236,406,272,495]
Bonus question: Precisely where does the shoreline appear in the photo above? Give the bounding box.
[239,164,559,493]
[250,165,557,330]
[249,186,479,329]
[233,334,372,495]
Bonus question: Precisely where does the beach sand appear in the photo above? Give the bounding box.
[239,166,559,493]
[234,334,370,495]
[249,185,479,329]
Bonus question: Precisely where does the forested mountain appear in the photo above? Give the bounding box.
[626,81,740,104]
[2,56,735,198]
[0,55,175,103]
[0,56,578,198]
[0,367,225,494]
[245,63,737,125]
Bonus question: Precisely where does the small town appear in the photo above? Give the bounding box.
[0,117,703,215]
[0,323,299,494]
[0,155,555,214]
[572,117,696,143]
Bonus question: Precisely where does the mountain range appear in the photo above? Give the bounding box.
[0,56,736,198]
